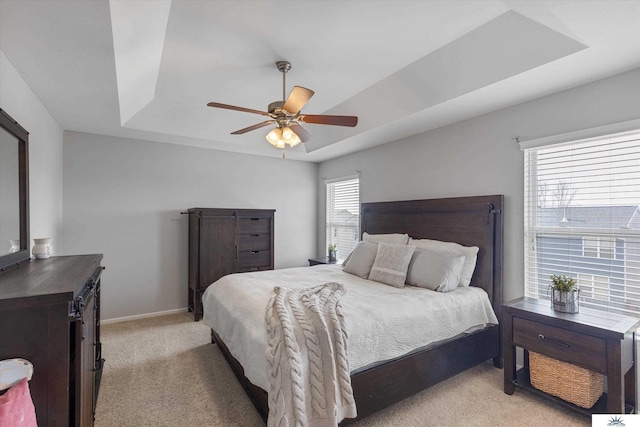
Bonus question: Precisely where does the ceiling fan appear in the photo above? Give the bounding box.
[207,61,358,152]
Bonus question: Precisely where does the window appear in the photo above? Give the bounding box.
[326,176,360,260]
[578,274,610,301]
[582,237,615,259]
[523,128,640,317]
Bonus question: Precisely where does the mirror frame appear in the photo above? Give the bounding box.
[0,108,30,271]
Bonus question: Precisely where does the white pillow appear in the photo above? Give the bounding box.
[406,248,466,292]
[343,241,378,278]
[368,242,416,288]
[362,232,409,245]
[408,238,479,287]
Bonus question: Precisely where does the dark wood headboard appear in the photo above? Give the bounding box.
[361,195,504,310]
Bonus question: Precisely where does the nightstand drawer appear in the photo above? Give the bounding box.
[512,317,606,373]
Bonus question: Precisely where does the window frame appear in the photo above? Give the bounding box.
[522,124,640,317]
[325,174,360,261]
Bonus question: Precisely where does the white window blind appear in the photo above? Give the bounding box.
[524,129,640,317]
[326,176,360,260]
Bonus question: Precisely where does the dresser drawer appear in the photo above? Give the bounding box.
[512,317,606,373]
[238,250,271,270]
[239,218,271,234]
[238,233,270,251]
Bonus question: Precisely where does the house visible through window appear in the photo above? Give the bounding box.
[523,128,640,317]
[326,176,360,260]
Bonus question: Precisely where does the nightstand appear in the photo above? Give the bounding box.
[308,257,341,266]
[503,297,639,415]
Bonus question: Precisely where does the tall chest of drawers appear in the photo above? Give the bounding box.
[186,208,275,321]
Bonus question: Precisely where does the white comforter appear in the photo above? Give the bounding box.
[202,264,498,391]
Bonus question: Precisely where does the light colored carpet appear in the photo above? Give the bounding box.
[95,312,590,427]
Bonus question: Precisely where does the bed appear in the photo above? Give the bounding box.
[203,195,504,425]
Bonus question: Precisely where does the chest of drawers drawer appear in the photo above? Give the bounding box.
[238,250,271,270]
[238,218,271,234]
[238,233,271,251]
[512,317,606,373]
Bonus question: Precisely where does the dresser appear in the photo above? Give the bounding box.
[503,297,639,415]
[187,208,275,321]
[0,255,104,426]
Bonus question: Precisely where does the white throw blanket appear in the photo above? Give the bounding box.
[265,283,357,427]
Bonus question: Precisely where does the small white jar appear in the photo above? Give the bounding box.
[32,238,53,259]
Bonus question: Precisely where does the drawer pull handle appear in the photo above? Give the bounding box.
[251,234,259,237]
[251,218,260,221]
[252,250,260,254]
[537,333,571,347]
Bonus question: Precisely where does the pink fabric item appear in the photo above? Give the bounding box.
[0,378,37,426]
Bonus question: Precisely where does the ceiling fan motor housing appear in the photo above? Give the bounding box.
[268,101,285,114]
[268,101,296,127]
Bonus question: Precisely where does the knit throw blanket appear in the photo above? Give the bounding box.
[265,282,357,427]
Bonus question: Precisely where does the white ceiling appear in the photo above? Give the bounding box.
[1,0,639,162]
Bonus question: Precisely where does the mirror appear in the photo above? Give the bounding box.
[0,108,29,271]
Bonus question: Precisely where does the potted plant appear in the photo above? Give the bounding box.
[550,274,579,313]
[328,243,337,261]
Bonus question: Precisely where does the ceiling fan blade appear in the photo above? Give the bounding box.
[230,120,275,135]
[298,114,358,127]
[207,102,269,116]
[289,123,312,142]
[282,86,314,114]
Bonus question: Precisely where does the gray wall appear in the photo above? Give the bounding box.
[61,132,317,320]
[0,49,64,252]
[318,68,640,303]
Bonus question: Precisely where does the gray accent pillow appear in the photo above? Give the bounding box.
[343,241,379,278]
[368,242,416,288]
[406,248,466,292]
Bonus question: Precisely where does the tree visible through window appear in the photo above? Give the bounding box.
[326,176,359,260]
[523,129,640,317]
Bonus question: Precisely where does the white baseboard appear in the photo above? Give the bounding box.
[101,308,188,325]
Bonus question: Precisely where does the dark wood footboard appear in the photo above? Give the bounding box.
[346,325,500,424]
[212,325,500,425]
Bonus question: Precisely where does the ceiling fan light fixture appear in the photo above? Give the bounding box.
[266,126,301,149]
[266,127,282,146]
